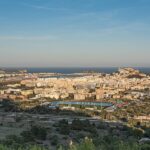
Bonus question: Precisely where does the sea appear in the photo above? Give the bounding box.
[21,67,150,74]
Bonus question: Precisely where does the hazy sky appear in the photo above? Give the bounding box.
[0,0,150,67]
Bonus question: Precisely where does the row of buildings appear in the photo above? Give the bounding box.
[0,68,150,102]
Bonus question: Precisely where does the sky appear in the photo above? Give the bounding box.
[0,0,150,67]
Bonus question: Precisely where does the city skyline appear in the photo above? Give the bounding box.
[0,0,150,67]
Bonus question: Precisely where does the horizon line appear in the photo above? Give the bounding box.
[1,66,150,69]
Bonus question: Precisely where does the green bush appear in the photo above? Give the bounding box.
[51,135,59,146]
[21,131,35,142]
[69,138,96,150]
[58,119,70,135]
[30,125,47,140]
[140,144,150,150]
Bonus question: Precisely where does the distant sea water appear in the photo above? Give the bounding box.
[25,67,150,74]
[2,67,150,74]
